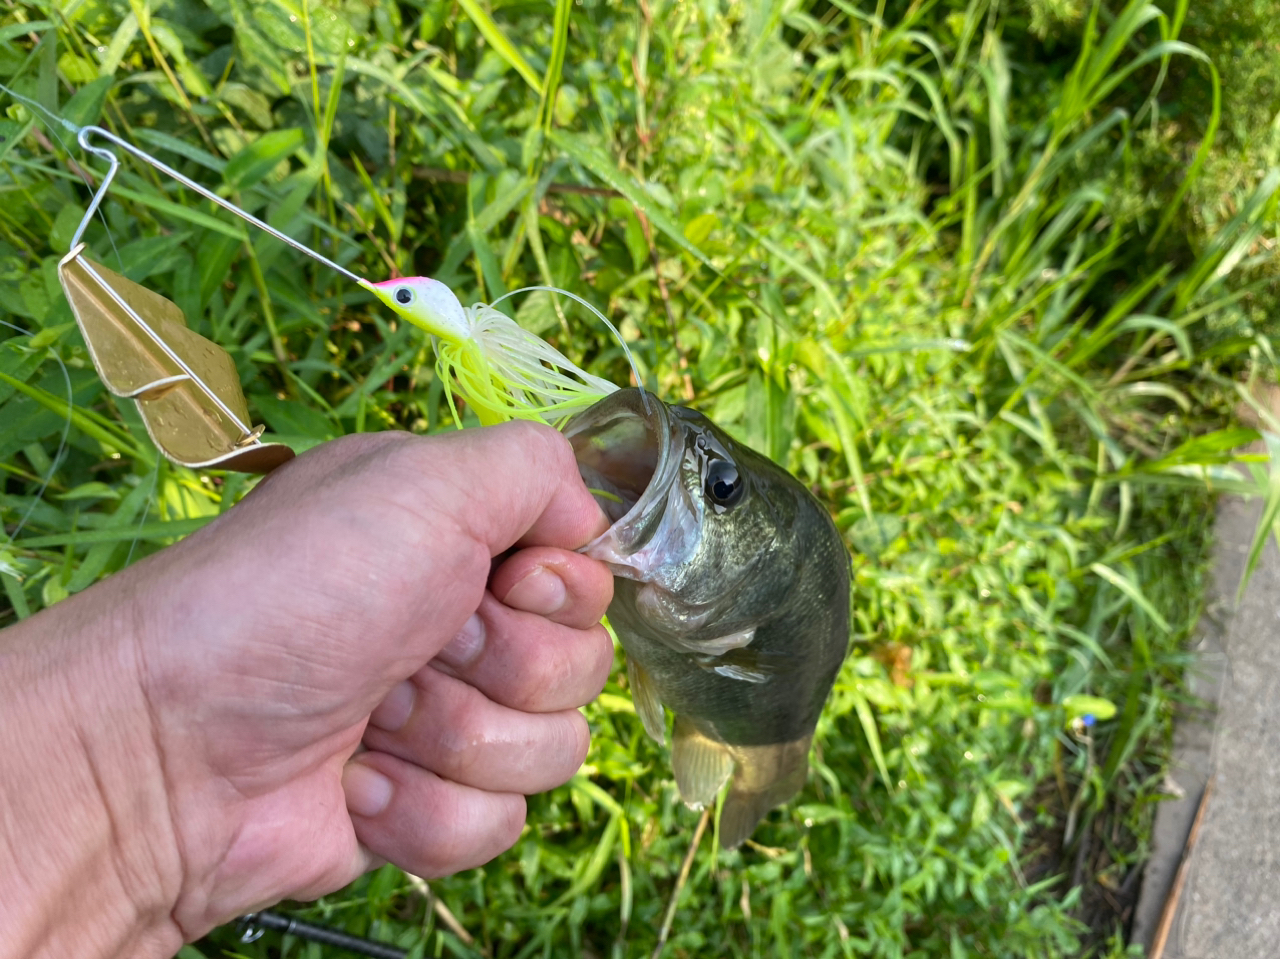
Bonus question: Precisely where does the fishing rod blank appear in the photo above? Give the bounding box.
[237,910,409,959]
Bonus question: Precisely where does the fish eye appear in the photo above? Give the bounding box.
[395,287,414,305]
[704,459,744,508]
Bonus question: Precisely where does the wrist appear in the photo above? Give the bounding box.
[0,578,184,959]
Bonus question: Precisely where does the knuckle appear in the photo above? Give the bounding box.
[505,673,549,712]
[425,795,524,876]
[500,418,559,458]
[562,561,614,629]
[504,626,611,711]
[592,573,616,618]
[435,694,487,779]
[512,643,576,711]
[516,419,578,476]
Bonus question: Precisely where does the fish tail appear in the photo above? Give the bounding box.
[718,737,812,850]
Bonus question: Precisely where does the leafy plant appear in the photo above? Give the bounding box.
[1,0,1277,955]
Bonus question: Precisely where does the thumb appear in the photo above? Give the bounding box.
[438,420,609,554]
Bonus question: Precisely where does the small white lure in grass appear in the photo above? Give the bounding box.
[362,277,647,427]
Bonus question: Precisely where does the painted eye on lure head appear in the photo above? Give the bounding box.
[362,276,648,429]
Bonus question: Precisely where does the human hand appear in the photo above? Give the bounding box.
[0,422,614,958]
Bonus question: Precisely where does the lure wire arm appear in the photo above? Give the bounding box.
[72,125,365,285]
[69,134,120,251]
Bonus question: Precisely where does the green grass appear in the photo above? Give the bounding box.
[2,0,1279,956]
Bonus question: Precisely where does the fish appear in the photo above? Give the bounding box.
[566,388,851,848]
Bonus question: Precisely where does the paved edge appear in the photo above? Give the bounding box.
[1130,495,1256,954]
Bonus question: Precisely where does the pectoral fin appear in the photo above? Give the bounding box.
[627,656,666,745]
[711,663,768,683]
[699,627,756,655]
[672,716,734,808]
[653,624,758,657]
[695,645,779,683]
[718,736,812,850]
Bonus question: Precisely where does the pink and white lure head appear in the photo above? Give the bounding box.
[361,276,471,342]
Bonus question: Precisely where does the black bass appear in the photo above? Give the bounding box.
[566,388,851,848]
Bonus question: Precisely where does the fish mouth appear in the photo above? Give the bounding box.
[565,388,700,580]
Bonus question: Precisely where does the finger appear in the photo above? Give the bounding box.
[429,594,614,712]
[489,547,614,629]
[426,420,609,552]
[363,667,590,793]
[343,752,526,879]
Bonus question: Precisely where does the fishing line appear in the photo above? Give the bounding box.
[0,82,125,271]
[0,320,74,546]
[0,83,79,136]
[122,458,161,568]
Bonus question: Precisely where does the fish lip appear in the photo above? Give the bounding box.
[565,389,694,580]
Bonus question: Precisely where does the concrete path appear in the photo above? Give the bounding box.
[1132,495,1280,957]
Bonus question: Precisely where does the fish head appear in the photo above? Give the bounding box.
[566,388,793,636]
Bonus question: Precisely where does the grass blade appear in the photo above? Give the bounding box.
[549,130,715,271]
[13,517,213,549]
[454,0,541,92]
[1088,562,1171,632]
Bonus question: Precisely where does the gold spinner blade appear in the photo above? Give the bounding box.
[58,243,294,473]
